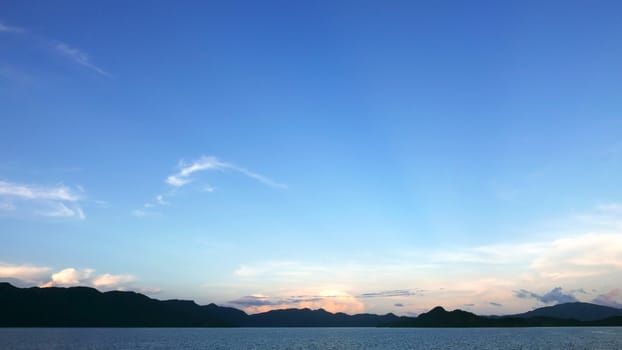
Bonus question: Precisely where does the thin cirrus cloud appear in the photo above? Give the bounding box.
[0,180,86,219]
[54,42,111,77]
[166,156,287,190]
[134,156,286,216]
[0,21,24,33]
[1,20,110,78]
[358,289,422,298]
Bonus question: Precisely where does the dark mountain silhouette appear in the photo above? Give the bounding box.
[246,308,403,327]
[1,282,621,327]
[507,302,622,322]
[0,282,245,327]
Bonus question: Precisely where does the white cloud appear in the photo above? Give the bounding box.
[92,273,135,288]
[41,202,85,219]
[0,263,51,282]
[41,268,94,287]
[0,180,81,201]
[39,268,136,291]
[1,263,139,292]
[166,156,287,189]
[0,180,86,220]
[55,42,110,77]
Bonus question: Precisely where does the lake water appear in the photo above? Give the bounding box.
[1,327,621,349]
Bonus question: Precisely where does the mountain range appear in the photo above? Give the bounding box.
[1,282,621,327]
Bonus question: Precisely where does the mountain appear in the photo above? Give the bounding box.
[246,308,402,327]
[508,302,622,322]
[0,282,246,327]
[2,282,622,327]
[0,282,401,327]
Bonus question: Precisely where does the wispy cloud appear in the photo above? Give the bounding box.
[1,21,110,78]
[358,289,422,298]
[0,180,81,201]
[166,156,287,189]
[0,21,24,33]
[0,180,86,219]
[41,202,85,219]
[55,42,111,77]
[134,155,285,217]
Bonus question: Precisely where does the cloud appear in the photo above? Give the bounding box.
[0,180,81,201]
[514,287,578,304]
[0,22,24,33]
[131,209,149,218]
[41,268,94,287]
[40,268,136,290]
[489,302,503,307]
[394,303,404,307]
[358,289,421,298]
[229,290,364,314]
[0,21,110,78]
[166,156,287,189]
[92,273,135,288]
[41,202,85,219]
[592,289,622,308]
[229,295,278,307]
[0,263,51,283]
[55,42,110,77]
[1,262,138,291]
[0,180,86,219]
[155,195,168,205]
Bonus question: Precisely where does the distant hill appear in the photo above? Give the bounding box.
[0,282,401,327]
[246,308,403,327]
[507,302,622,322]
[0,282,246,327]
[1,282,621,327]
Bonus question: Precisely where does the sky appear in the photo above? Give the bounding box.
[1,0,622,316]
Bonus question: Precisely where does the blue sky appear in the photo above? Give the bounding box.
[1,0,622,315]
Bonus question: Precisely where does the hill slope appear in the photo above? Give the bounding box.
[508,302,622,322]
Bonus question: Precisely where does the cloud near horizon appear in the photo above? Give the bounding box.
[592,289,622,308]
[514,287,579,304]
[0,263,52,283]
[228,290,364,314]
[0,264,136,291]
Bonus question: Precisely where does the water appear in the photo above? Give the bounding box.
[0,327,621,349]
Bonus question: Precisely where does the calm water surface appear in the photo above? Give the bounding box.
[1,327,621,349]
